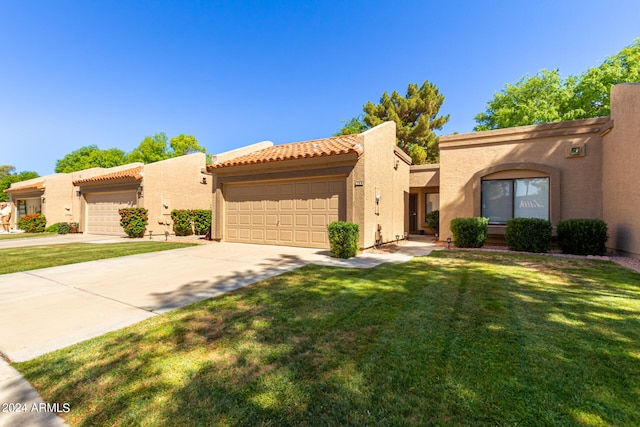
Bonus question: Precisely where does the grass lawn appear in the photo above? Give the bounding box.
[15,251,640,426]
[0,242,196,274]
[0,231,57,240]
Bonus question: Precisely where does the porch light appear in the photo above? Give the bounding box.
[137,185,143,197]
[76,190,81,197]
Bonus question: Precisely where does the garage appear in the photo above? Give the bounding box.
[85,191,137,235]
[225,178,345,248]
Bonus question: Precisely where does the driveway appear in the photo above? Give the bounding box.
[0,236,434,426]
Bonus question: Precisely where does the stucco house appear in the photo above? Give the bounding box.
[5,153,210,236]
[205,121,411,249]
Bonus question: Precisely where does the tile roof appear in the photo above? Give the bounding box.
[210,134,363,169]
[4,181,45,193]
[73,166,144,185]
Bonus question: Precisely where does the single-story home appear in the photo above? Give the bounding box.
[5,153,210,235]
[6,83,640,258]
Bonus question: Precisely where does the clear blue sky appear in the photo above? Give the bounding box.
[2,0,639,176]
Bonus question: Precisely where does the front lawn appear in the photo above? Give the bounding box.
[0,231,57,240]
[15,252,640,426]
[0,242,196,274]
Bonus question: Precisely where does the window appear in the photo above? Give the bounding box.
[425,193,439,215]
[481,177,549,224]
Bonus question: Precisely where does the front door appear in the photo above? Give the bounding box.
[409,193,418,233]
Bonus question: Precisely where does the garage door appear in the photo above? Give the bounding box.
[85,191,137,235]
[225,178,345,248]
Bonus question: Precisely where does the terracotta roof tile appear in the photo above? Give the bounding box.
[4,181,45,193]
[210,134,362,169]
[73,166,144,185]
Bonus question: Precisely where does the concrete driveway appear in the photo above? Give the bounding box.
[0,236,434,426]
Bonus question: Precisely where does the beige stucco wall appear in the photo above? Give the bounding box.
[438,118,610,241]
[141,153,210,235]
[358,121,410,248]
[602,83,640,257]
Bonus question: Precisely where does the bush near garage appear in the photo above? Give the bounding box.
[45,223,59,233]
[17,213,47,233]
[170,210,212,236]
[557,219,609,256]
[450,217,489,248]
[506,218,552,253]
[328,221,359,258]
[57,222,70,235]
[119,208,148,238]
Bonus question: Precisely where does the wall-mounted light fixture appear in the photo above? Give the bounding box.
[76,190,81,197]
[200,177,207,184]
[41,197,46,204]
[137,185,144,198]
[394,158,399,170]
[163,202,169,209]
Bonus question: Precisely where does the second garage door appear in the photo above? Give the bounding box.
[225,178,345,248]
[85,191,137,235]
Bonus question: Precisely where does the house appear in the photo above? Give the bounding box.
[5,153,210,235]
[205,121,411,249]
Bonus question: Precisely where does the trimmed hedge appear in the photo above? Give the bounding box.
[57,222,70,235]
[328,221,359,258]
[557,219,608,256]
[119,208,149,238]
[17,213,47,233]
[170,210,212,236]
[450,217,488,248]
[426,210,439,235]
[505,218,552,253]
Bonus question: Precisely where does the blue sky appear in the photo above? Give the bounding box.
[2,0,639,176]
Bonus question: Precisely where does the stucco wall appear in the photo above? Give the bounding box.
[142,153,211,235]
[439,118,609,240]
[359,121,410,248]
[602,83,640,257]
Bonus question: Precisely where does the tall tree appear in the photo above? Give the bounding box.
[55,145,128,173]
[0,170,40,202]
[0,165,16,180]
[474,38,640,131]
[363,81,449,164]
[335,115,369,136]
[169,134,206,156]
[127,133,170,164]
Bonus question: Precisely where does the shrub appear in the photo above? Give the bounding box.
[171,210,193,236]
[425,210,439,235]
[557,219,608,256]
[17,213,47,233]
[192,210,212,236]
[328,221,359,258]
[45,223,59,233]
[118,208,148,238]
[57,222,70,235]
[506,218,552,253]
[450,217,488,248]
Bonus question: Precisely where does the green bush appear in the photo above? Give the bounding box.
[171,210,193,236]
[557,219,608,256]
[192,210,212,236]
[450,217,488,248]
[328,221,359,258]
[118,208,148,238]
[425,210,439,235]
[57,222,70,235]
[17,213,47,233]
[506,218,552,253]
[45,223,59,233]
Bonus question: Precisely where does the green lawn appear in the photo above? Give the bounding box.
[15,251,640,426]
[0,231,57,240]
[0,242,196,274]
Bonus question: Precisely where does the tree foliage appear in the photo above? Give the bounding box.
[475,38,640,131]
[169,134,207,156]
[335,115,369,136]
[55,145,128,173]
[0,169,40,202]
[127,133,170,164]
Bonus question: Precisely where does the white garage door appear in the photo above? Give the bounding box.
[85,191,137,235]
[225,178,345,248]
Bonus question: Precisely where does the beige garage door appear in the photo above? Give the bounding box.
[85,191,137,235]
[225,178,345,248]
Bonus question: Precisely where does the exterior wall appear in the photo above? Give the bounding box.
[602,83,640,257]
[141,153,210,235]
[359,122,411,248]
[40,174,76,226]
[409,165,440,235]
[438,118,610,241]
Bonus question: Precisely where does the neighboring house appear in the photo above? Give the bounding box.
[206,121,411,249]
[5,153,210,236]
